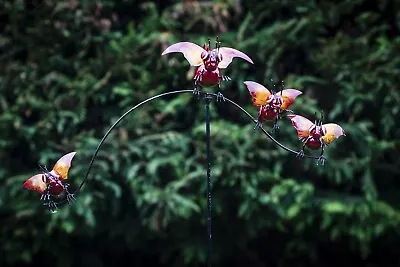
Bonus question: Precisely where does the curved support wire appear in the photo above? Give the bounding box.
[56,89,319,205]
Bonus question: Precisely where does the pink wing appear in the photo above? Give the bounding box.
[22,174,46,194]
[161,42,205,66]
[280,89,302,110]
[217,47,254,69]
[322,123,345,144]
[52,151,76,180]
[243,81,271,106]
[287,115,314,138]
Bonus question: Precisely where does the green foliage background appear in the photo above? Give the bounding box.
[0,0,399,266]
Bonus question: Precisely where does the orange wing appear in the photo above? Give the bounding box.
[161,42,205,66]
[287,115,314,138]
[322,123,345,144]
[22,174,46,194]
[280,89,302,110]
[243,81,271,106]
[217,47,254,69]
[52,152,76,180]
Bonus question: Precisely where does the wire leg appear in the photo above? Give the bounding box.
[316,144,326,166]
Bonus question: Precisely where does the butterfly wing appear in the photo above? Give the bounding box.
[52,152,76,180]
[287,115,314,138]
[244,81,271,106]
[322,123,345,144]
[280,89,302,110]
[22,174,46,194]
[161,42,205,66]
[217,47,254,69]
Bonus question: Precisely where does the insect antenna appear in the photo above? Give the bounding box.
[319,111,324,126]
[208,38,211,50]
[270,78,277,95]
[280,80,285,96]
[215,36,221,61]
[215,36,220,49]
[314,111,318,126]
[38,164,48,173]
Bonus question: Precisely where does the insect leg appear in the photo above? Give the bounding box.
[296,143,307,159]
[43,200,58,213]
[193,73,202,96]
[272,116,279,137]
[37,167,58,212]
[253,114,263,130]
[41,188,57,213]
[193,81,200,96]
[221,75,231,81]
[40,188,51,201]
[216,92,226,102]
[63,183,76,205]
[254,106,265,130]
[316,144,327,166]
[216,79,226,102]
[215,78,224,102]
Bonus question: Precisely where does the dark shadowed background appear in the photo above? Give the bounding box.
[0,0,399,266]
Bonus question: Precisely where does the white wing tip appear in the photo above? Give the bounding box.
[60,151,77,163]
[284,88,303,97]
[243,81,261,86]
[161,48,170,56]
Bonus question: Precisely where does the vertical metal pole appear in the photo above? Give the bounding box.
[204,93,212,267]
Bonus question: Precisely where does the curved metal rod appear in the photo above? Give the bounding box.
[57,89,318,205]
[222,96,318,157]
[204,91,319,159]
[75,90,192,192]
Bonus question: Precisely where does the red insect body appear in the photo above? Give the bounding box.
[304,137,323,150]
[288,115,345,165]
[194,65,221,87]
[23,152,77,212]
[244,81,302,128]
[303,125,324,150]
[258,106,278,122]
[162,39,253,89]
[43,171,66,195]
[288,115,345,150]
[201,44,221,72]
[22,152,76,196]
[194,43,223,87]
[257,94,284,122]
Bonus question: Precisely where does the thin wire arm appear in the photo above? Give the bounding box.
[72,89,192,197]
[57,89,319,205]
[221,97,317,157]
